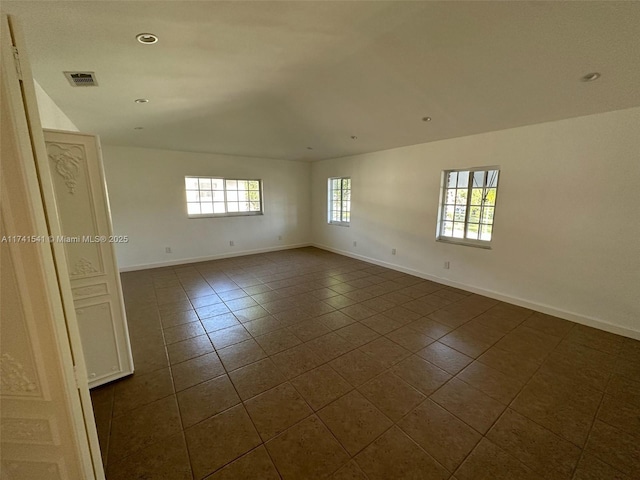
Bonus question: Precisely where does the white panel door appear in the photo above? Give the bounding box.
[43,130,134,387]
[1,14,101,479]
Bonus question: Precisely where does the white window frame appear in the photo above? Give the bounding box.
[436,166,500,249]
[185,176,263,218]
[328,177,351,226]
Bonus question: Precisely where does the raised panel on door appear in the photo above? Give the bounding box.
[43,130,134,388]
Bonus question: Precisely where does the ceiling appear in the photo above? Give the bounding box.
[2,1,640,162]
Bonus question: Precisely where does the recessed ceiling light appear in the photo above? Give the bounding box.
[306,147,313,150]
[134,98,149,104]
[581,72,601,82]
[422,116,432,122]
[134,127,144,130]
[350,135,358,140]
[136,33,158,45]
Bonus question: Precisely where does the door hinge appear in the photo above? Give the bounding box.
[12,46,23,80]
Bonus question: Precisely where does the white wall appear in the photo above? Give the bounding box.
[311,107,640,338]
[101,145,311,270]
[34,80,78,131]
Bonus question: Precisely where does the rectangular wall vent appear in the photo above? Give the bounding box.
[64,71,98,87]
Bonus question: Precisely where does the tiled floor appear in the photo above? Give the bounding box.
[91,247,640,480]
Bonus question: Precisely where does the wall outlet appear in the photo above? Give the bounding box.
[229,240,234,247]
[444,261,450,269]
[392,248,397,255]
[165,247,172,254]
[278,235,282,241]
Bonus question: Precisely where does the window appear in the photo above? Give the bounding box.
[185,176,263,217]
[437,167,499,247]
[328,177,351,225]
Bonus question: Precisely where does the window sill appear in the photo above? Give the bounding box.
[436,237,492,250]
[328,222,350,227]
[188,212,264,219]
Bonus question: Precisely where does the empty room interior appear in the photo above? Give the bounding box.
[1,1,640,479]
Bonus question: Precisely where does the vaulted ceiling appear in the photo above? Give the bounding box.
[3,1,640,161]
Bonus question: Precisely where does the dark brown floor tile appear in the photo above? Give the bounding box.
[358,371,425,422]
[385,325,435,352]
[456,361,525,404]
[355,426,448,480]
[196,302,231,320]
[340,303,378,321]
[454,438,543,480]
[331,460,369,480]
[177,374,240,428]
[522,312,574,338]
[619,338,640,363]
[391,355,451,395]
[200,313,240,333]
[291,364,353,411]
[255,329,302,355]
[112,367,174,417]
[109,395,182,462]
[160,309,199,329]
[232,305,270,323]
[606,373,640,406]
[382,305,422,325]
[266,415,349,480]
[494,326,560,363]
[399,399,480,472]
[597,394,640,439]
[319,310,358,330]
[163,321,206,344]
[358,337,411,367]
[208,325,252,349]
[573,453,631,480]
[324,294,359,310]
[271,344,324,379]
[107,432,192,480]
[190,294,223,309]
[565,325,625,356]
[487,409,582,480]
[131,341,170,374]
[417,341,473,374]
[204,446,280,480]
[361,313,402,335]
[217,338,267,372]
[438,329,492,358]
[431,378,505,434]
[330,349,387,386]
[171,351,225,392]
[511,371,602,446]
[614,357,640,382]
[585,420,640,477]
[478,346,540,383]
[243,315,284,337]
[228,358,286,401]
[408,317,452,339]
[287,318,332,342]
[167,335,214,365]
[306,332,357,362]
[335,323,380,347]
[245,382,313,440]
[185,404,261,479]
[318,390,392,455]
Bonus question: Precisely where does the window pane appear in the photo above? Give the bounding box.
[238,202,250,212]
[226,180,237,190]
[469,206,481,223]
[447,172,457,188]
[457,171,469,188]
[227,191,238,201]
[480,224,493,241]
[331,211,340,222]
[487,171,499,188]
[237,180,248,190]
[332,179,340,189]
[185,177,199,189]
[238,191,248,202]
[454,206,466,222]
[201,203,214,214]
[470,188,483,205]
[342,201,350,212]
[484,188,497,206]
[446,189,456,204]
[333,201,340,211]
[455,190,467,205]
[453,222,465,238]
[187,203,201,215]
[444,206,454,221]
[227,202,239,212]
[482,207,495,224]
[466,223,479,240]
[250,202,261,211]
[201,190,213,201]
[249,181,259,190]
[213,202,226,213]
[199,178,212,189]
[211,179,224,190]
[342,178,350,189]
[473,171,485,188]
[343,190,351,201]
[213,190,225,201]
[442,221,453,237]
[186,190,199,202]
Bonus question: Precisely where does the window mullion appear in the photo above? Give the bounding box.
[463,172,473,238]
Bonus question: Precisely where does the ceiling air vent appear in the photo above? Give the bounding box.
[64,71,98,87]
